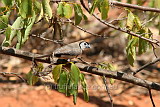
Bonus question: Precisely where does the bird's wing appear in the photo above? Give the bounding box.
[54,44,82,56]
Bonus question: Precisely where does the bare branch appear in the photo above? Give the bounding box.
[133,57,160,75]
[102,76,113,107]
[148,89,156,107]
[0,72,25,82]
[67,19,108,38]
[80,0,160,47]
[1,46,160,91]
[111,1,160,13]
[30,34,63,44]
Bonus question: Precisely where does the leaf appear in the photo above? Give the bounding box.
[22,14,36,45]
[70,62,80,86]
[2,0,13,6]
[19,0,33,18]
[79,73,89,102]
[109,78,115,85]
[63,3,72,18]
[73,92,78,105]
[126,38,138,66]
[2,27,11,46]
[42,0,52,20]
[127,10,135,30]
[9,17,23,45]
[57,2,64,17]
[0,15,8,29]
[134,16,142,29]
[89,0,99,14]
[52,64,63,83]
[26,70,39,85]
[57,70,68,93]
[73,4,82,25]
[33,0,41,14]
[100,0,109,20]
[138,28,152,54]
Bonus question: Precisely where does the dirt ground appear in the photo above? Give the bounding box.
[0,82,160,107]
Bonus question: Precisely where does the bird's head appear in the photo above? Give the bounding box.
[79,41,91,50]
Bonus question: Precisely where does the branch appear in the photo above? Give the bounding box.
[67,19,108,38]
[111,1,160,13]
[1,46,160,91]
[148,89,156,107]
[30,34,63,44]
[0,72,25,82]
[80,0,160,47]
[133,57,160,75]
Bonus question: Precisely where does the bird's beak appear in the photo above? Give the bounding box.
[87,44,91,48]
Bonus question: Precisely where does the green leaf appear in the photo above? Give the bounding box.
[0,15,8,29]
[2,27,11,46]
[19,0,33,18]
[33,0,41,14]
[9,17,23,45]
[127,10,135,30]
[58,70,68,93]
[73,92,78,105]
[52,64,63,83]
[138,28,152,54]
[126,38,138,66]
[89,0,99,14]
[79,73,89,102]
[57,2,64,17]
[42,0,52,20]
[109,78,115,85]
[74,4,82,25]
[100,0,109,20]
[63,3,72,18]
[134,16,142,29]
[2,0,13,6]
[22,14,36,45]
[26,70,39,85]
[70,62,80,85]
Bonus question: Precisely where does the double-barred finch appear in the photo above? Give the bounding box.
[53,40,90,59]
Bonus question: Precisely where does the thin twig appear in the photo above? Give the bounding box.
[133,57,160,75]
[148,89,156,107]
[67,19,108,38]
[0,72,25,82]
[30,34,63,44]
[102,76,113,107]
[111,1,160,13]
[80,0,160,46]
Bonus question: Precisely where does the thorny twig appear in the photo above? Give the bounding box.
[0,72,25,82]
[30,34,63,44]
[102,76,113,107]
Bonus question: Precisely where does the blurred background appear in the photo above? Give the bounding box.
[0,0,160,107]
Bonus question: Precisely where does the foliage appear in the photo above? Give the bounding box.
[126,10,152,66]
[27,62,89,105]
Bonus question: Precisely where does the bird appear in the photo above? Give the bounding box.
[35,40,90,60]
[53,40,90,59]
